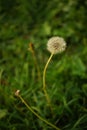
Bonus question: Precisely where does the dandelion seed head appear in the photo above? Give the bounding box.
[47,36,66,54]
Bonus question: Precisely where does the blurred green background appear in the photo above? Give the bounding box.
[0,0,87,130]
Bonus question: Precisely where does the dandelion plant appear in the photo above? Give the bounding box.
[43,36,66,109]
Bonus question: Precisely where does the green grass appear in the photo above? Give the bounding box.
[0,0,87,129]
[0,36,87,130]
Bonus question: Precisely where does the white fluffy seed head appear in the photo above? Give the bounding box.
[47,36,66,54]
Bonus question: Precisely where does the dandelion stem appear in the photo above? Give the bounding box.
[29,43,41,81]
[43,53,54,108]
[18,94,60,130]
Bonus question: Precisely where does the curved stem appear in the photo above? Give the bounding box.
[43,53,53,109]
[18,94,60,130]
[43,53,53,90]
